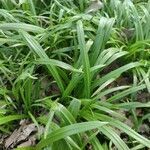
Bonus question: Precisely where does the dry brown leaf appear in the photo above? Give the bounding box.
[5,123,37,149]
[17,135,36,148]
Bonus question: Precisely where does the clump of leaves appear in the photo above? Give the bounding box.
[0,0,150,149]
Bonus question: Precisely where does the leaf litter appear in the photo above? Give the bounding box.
[2,119,44,149]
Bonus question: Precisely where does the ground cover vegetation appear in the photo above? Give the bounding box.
[0,0,150,149]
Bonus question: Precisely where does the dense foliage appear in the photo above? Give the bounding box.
[0,0,150,149]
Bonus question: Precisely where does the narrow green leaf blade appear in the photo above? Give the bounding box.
[20,30,64,93]
[36,121,107,149]
[0,23,44,33]
[0,115,26,125]
[77,20,91,98]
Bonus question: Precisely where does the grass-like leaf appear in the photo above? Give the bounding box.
[20,30,65,93]
[100,126,130,150]
[92,62,142,89]
[0,115,26,125]
[35,59,82,73]
[36,121,107,149]
[77,20,91,98]
[0,23,44,33]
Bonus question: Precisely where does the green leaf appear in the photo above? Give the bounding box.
[138,68,150,93]
[36,121,107,149]
[116,102,150,109]
[77,20,91,98]
[68,98,81,119]
[90,17,115,65]
[0,115,26,125]
[35,59,82,73]
[92,78,115,97]
[0,23,44,33]
[100,126,130,150]
[20,30,65,93]
[92,62,142,89]
[92,104,125,120]
[85,113,150,148]
[107,84,146,102]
